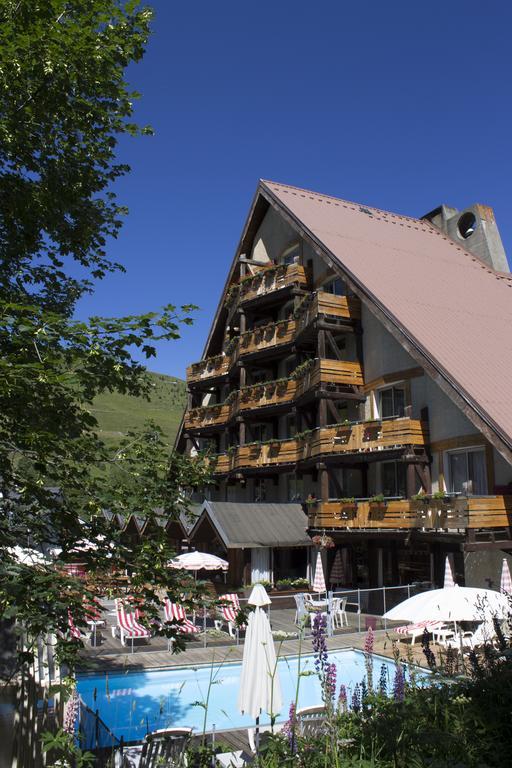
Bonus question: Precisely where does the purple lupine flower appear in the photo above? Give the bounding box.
[378,663,387,695]
[351,683,361,712]
[338,684,347,713]
[282,701,297,751]
[324,662,337,702]
[63,689,79,735]
[393,665,405,702]
[312,613,328,675]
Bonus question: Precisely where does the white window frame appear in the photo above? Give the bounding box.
[280,242,301,265]
[374,382,406,420]
[443,445,488,496]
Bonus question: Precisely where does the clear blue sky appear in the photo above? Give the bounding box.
[77,0,512,379]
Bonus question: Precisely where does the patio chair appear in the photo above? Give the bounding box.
[331,597,348,628]
[67,611,86,641]
[163,600,200,635]
[296,705,327,736]
[441,621,498,651]
[215,593,246,638]
[121,727,192,767]
[113,599,151,650]
[294,592,307,625]
[394,620,444,644]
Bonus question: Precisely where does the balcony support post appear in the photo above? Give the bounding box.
[239,309,246,335]
[317,329,326,359]
[406,461,417,499]
[319,397,328,427]
[317,462,329,502]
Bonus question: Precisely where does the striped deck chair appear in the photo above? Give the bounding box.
[217,593,246,638]
[67,611,84,641]
[114,599,150,651]
[163,600,200,635]
[395,620,444,644]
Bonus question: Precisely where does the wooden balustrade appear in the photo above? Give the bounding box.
[186,354,233,384]
[238,264,308,304]
[211,418,428,473]
[238,319,296,357]
[308,495,512,531]
[184,401,235,430]
[296,291,361,334]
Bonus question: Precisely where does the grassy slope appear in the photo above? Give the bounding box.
[88,371,186,448]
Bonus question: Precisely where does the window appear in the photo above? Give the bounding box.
[323,277,345,295]
[280,243,301,265]
[379,386,405,419]
[381,461,406,498]
[446,448,487,495]
[251,423,270,442]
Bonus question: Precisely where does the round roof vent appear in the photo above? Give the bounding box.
[457,211,477,239]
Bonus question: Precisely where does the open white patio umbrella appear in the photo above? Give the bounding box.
[312,550,326,594]
[383,585,509,623]
[443,555,455,588]
[500,558,512,595]
[7,546,51,566]
[169,551,228,572]
[238,584,282,736]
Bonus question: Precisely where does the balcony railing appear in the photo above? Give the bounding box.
[295,291,361,334]
[211,417,428,473]
[238,263,309,304]
[238,318,296,358]
[186,353,233,385]
[307,495,512,531]
[185,358,364,432]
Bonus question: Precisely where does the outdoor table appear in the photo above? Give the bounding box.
[87,618,106,647]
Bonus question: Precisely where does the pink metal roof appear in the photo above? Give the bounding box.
[261,180,512,455]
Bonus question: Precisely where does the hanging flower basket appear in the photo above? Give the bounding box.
[312,534,335,550]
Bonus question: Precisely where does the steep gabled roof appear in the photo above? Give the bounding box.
[189,501,312,548]
[258,180,512,464]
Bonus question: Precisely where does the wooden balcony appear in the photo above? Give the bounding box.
[186,353,233,385]
[296,291,361,334]
[184,401,235,431]
[238,319,296,358]
[212,418,428,474]
[308,495,512,532]
[238,264,308,304]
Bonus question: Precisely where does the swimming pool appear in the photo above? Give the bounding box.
[77,649,426,743]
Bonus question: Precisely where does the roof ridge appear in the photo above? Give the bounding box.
[260,178,425,225]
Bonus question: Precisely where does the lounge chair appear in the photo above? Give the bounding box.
[113,599,151,651]
[163,600,200,635]
[441,621,498,650]
[296,705,327,736]
[395,620,444,644]
[121,727,192,767]
[67,611,85,641]
[215,593,246,638]
[247,723,285,753]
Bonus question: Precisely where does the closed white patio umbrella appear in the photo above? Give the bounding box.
[443,555,455,588]
[312,550,326,594]
[237,584,282,731]
[383,585,509,623]
[500,558,512,595]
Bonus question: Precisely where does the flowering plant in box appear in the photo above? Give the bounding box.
[311,534,335,549]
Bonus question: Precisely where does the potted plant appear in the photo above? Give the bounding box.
[339,497,358,519]
[311,534,335,549]
[275,578,292,591]
[368,494,387,520]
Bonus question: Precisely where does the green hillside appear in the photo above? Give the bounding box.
[89,371,186,448]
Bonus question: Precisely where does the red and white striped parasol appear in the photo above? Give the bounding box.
[312,550,326,593]
[329,549,345,585]
[500,557,512,595]
[443,555,455,588]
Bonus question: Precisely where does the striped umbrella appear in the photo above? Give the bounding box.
[500,557,512,594]
[329,549,345,585]
[313,550,326,594]
[443,555,455,588]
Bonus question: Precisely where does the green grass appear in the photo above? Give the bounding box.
[88,371,186,448]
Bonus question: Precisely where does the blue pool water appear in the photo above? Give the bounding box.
[77,650,427,743]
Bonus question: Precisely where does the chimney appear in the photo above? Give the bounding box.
[422,204,509,273]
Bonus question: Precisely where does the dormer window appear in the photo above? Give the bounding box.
[378,385,405,419]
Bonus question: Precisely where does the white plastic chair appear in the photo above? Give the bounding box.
[332,597,348,628]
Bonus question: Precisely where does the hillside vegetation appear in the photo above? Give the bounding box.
[89,371,186,448]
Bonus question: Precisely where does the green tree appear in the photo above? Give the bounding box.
[0,0,211,674]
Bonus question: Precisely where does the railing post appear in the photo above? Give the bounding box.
[382,587,387,630]
[357,588,361,633]
[95,709,99,750]
[407,584,411,599]
[203,604,207,648]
